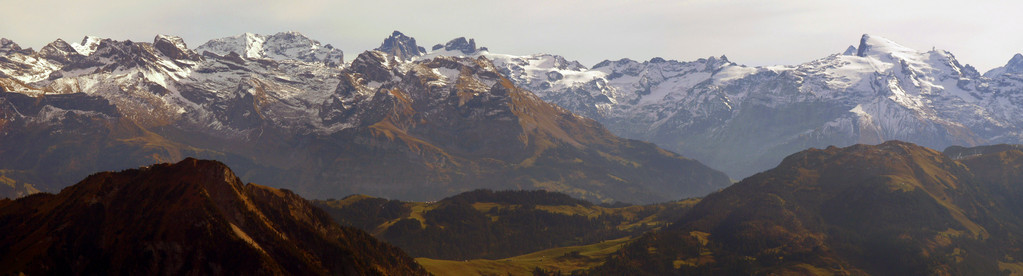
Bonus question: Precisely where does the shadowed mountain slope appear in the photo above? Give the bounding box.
[0,158,427,275]
[591,141,1023,275]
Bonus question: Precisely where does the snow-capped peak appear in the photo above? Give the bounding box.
[71,36,102,56]
[843,45,857,56]
[1003,53,1023,74]
[197,33,266,59]
[846,34,979,87]
[856,34,917,60]
[984,53,1023,77]
[197,32,343,67]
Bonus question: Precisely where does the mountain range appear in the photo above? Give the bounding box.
[4,30,1023,202]
[434,34,1023,180]
[0,31,729,204]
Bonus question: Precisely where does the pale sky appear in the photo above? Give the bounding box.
[3,0,1022,72]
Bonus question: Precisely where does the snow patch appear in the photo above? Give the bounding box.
[713,66,757,84]
[71,36,102,56]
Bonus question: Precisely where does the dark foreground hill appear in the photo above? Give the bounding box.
[590,141,1023,275]
[0,158,427,275]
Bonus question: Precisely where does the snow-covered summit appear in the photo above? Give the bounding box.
[71,36,102,56]
[196,32,343,67]
[855,34,918,59]
[1008,53,1023,73]
[985,53,1023,77]
[196,33,263,58]
[842,45,858,56]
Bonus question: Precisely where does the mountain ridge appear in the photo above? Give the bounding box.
[0,157,428,275]
[590,140,1023,275]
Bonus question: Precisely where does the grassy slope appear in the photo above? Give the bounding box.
[416,236,632,276]
[315,190,699,262]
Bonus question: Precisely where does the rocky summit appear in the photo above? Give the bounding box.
[376,30,427,61]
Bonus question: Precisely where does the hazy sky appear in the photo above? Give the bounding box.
[3,0,1022,72]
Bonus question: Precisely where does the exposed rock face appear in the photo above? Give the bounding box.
[38,39,83,65]
[153,35,201,62]
[0,158,428,275]
[436,37,480,54]
[1006,54,1023,74]
[842,45,858,56]
[375,30,426,61]
[0,38,27,55]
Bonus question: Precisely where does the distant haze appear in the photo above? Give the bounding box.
[3,0,1021,72]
